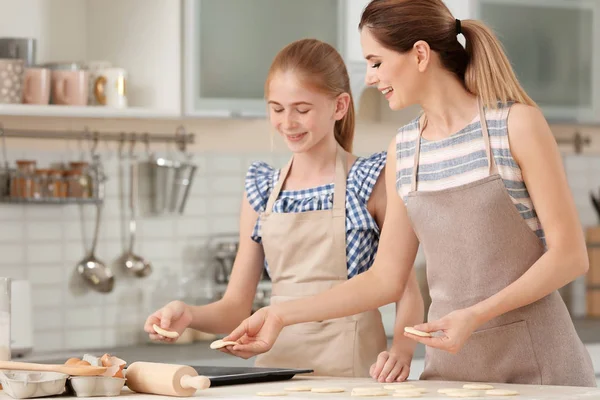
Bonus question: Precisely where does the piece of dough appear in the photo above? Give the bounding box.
[438,388,466,394]
[152,324,179,339]
[403,327,432,337]
[463,384,494,390]
[209,339,238,349]
[311,387,346,393]
[284,386,312,392]
[351,390,389,397]
[446,390,483,398]
[395,388,427,394]
[393,392,421,398]
[485,389,519,396]
[384,384,415,390]
[256,392,288,397]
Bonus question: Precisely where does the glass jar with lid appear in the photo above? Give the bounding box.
[68,162,91,198]
[32,169,49,199]
[10,160,36,199]
[47,169,67,199]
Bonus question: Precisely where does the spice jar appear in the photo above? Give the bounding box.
[10,160,36,199]
[33,169,49,199]
[47,169,67,198]
[66,169,86,198]
[68,162,91,198]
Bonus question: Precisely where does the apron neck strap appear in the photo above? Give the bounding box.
[265,144,348,213]
[410,98,497,192]
[478,98,497,176]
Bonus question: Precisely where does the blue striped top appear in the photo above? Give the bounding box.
[395,102,546,246]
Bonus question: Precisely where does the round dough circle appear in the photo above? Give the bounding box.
[256,391,288,397]
[393,392,421,398]
[446,390,483,398]
[311,387,346,393]
[463,384,494,390]
[438,388,467,394]
[284,386,312,392]
[384,384,415,390]
[351,390,389,397]
[486,389,520,396]
[396,387,427,394]
[152,324,179,338]
[403,327,432,337]
[209,339,238,349]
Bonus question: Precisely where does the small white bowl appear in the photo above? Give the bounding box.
[68,376,126,397]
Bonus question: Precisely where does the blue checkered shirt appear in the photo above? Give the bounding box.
[245,152,386,278]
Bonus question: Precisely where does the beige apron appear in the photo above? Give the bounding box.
[406,100,596,386]
[255,145,387,377]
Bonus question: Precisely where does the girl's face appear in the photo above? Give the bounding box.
[267,71,348,153]
[361,27,425,110]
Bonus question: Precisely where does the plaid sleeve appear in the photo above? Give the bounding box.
[352,151,387,204]
[245,161,275,244]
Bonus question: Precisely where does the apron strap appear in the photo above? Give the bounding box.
[410,98,497,192]
[265,157,293,213]
[410,114,426,193]
[332,145,348,216]
[265,144,348,214]
[478,98,498,176]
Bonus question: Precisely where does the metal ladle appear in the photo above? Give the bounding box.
[119,139,152,277]
[76,138,115,293]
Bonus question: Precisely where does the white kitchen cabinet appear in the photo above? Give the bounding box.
[476,0,600,123]
[183,0,346,118]
[0,0,181,119]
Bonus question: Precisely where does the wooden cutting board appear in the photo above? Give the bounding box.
[0,360,106,376]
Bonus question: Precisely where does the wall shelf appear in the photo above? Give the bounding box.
[0,104,180,120]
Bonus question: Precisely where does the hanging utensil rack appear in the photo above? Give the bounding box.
[0,124,195,205]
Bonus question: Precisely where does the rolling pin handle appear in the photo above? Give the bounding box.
[179,375,211,391]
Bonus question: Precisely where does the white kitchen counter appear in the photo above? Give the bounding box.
[1,377,598,400]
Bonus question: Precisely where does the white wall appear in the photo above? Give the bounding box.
[0,0,88,63]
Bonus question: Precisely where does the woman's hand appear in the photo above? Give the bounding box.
[404,308,479,354]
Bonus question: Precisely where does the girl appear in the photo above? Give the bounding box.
[144,38,424,382]
[223,0,597,387]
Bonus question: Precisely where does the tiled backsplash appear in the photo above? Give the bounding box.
[0,147,295,354]
[0,142,599,355]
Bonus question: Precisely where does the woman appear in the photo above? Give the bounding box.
[223,0,596,387]
[144,38,424,381]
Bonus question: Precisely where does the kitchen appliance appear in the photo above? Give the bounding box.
[0,38,36,66]
[190,366,313,387]
[10,280,32,358]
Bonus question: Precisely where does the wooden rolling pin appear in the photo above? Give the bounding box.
[125,362,210,397]
[0,360,106,376]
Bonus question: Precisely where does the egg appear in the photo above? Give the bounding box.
[65,358,81,366]
[76,360,91,366]
[100,353,111,367]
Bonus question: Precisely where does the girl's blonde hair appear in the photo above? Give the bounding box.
[359,0,536,109]
[265,39,355,152]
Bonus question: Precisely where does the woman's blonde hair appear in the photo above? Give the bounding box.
[265,39,355,152]
[359,0,536,109]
